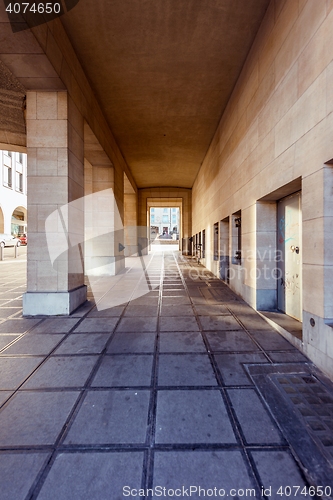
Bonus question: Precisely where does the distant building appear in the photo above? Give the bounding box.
[0,150,27,236]
[150,207,179,239]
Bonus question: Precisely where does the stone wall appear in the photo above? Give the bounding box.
[192,0,333,378]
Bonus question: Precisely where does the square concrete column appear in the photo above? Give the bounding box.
[124,192,138,256]
[84,161,125,276]
[302,167,333,371]
[23,91,87,315]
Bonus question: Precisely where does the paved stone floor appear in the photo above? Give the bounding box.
[0,250,333,500]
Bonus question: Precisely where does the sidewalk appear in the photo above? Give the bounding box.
[0,250,332,500]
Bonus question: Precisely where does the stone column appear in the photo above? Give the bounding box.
[84,163,124,276]
[302,166,333,372]
[124,192,138,256]
[123,173,138,257]
[23,91,86,315]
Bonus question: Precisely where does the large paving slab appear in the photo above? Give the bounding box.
[107,331,156,353]
[0,333,65,355]
[64,390,150,445]
[0,391,79,446]
[0,452,51,500]
[157,354,217,386]
[159,331,206,352]
[153,450,257,494]
[0,357,43,390]
[22,355,98,388]
[37,452,144,500]
[91,355,154,387]
[155,389,236,444]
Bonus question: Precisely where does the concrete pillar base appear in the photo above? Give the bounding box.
[23,285,87,316]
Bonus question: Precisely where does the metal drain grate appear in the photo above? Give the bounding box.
[302,376,317,384]
[272,373,333,461]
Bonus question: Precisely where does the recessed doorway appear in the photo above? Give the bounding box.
[277,192,302,322]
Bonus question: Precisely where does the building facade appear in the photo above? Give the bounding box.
[150,207,180,239]
[0,150,27,236]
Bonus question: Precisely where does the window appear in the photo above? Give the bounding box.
[3,165,12,188]
[151,208,154,213]
[16,171,23,192]
[3,151,12,167]
[232,211,241,264]
[235,217,241,262]
[162,215,168,223]
[163,208,168,213]
[16,161,23,192]
[213,222,219,260]
[18,153,23,163]
[151,214,155,223]
[202,229,206,258]
[172,208,176,212]
[172,215,176,224]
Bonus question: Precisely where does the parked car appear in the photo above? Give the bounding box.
[0,234,21,248]
[19,233,27,245]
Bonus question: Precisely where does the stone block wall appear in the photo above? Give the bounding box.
[192,0,333,378]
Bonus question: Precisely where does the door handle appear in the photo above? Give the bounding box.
[290,245,300,254]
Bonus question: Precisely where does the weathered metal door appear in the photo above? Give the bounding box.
[277,192,302,321]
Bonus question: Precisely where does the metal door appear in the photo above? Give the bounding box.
[277,192,302,321]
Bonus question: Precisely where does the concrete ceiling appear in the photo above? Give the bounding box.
[62,0,269,189]
[62,0,269,187]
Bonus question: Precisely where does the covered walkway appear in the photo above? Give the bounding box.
[0,251,332,499]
